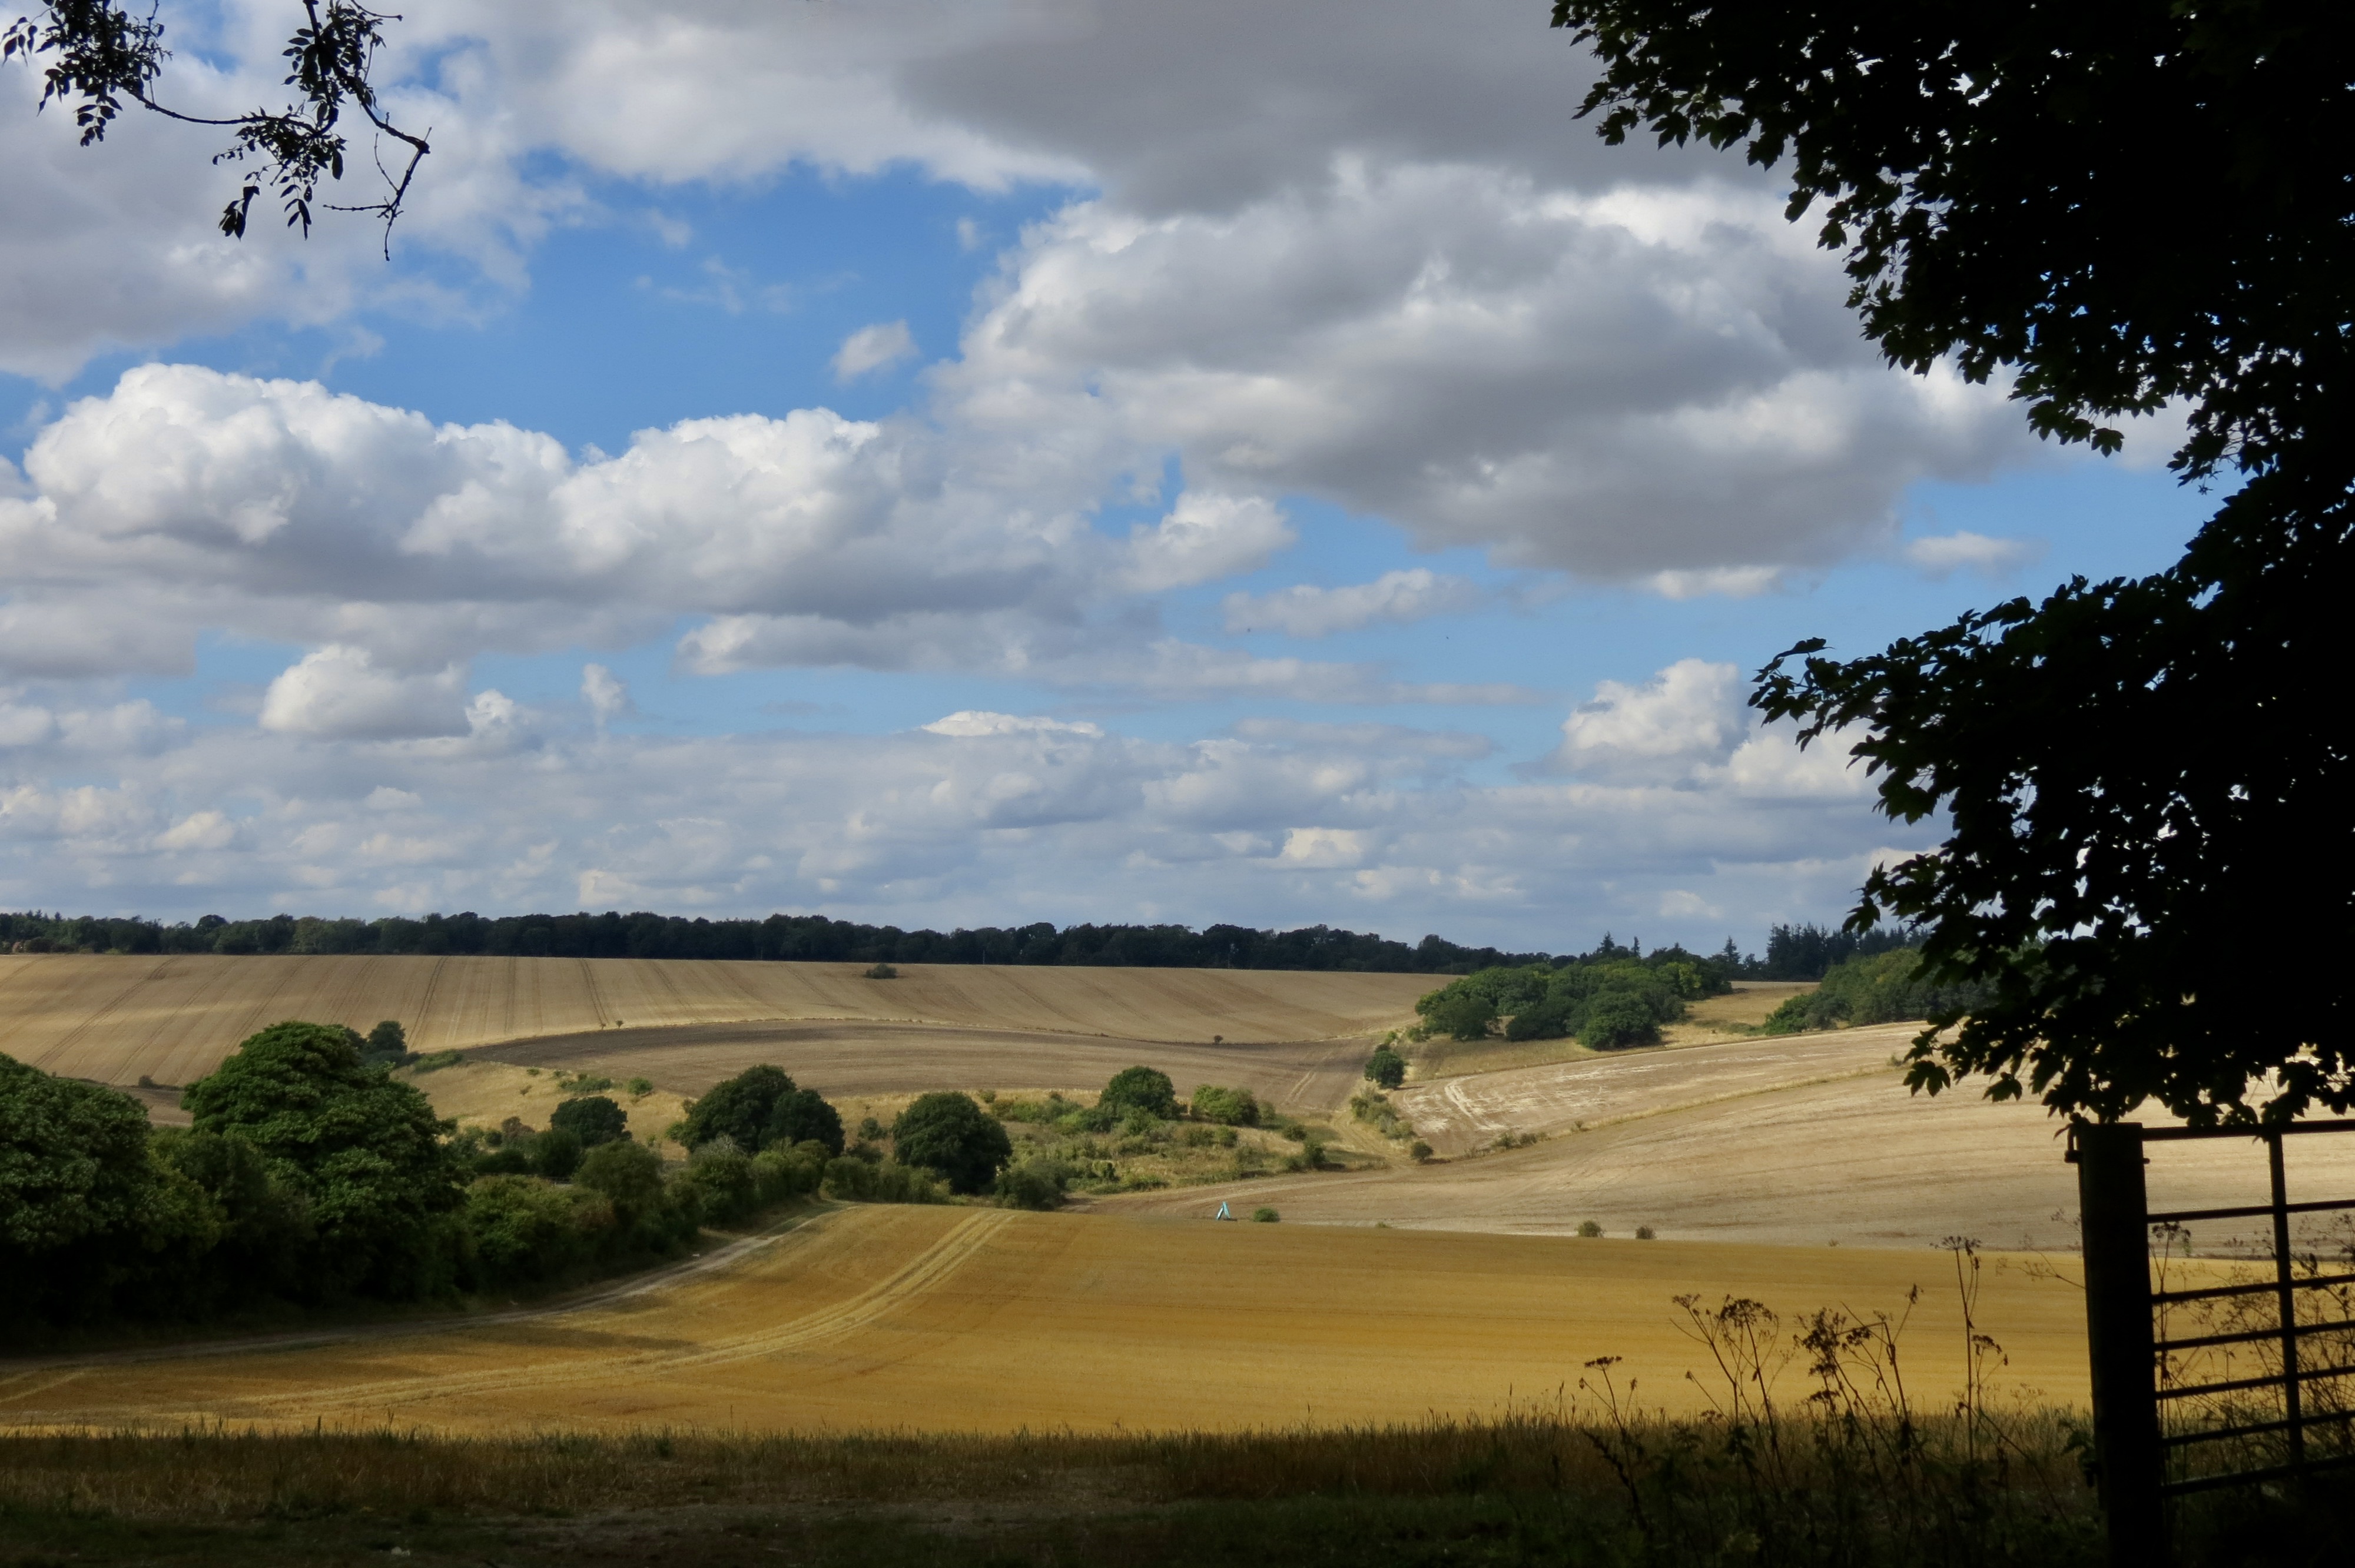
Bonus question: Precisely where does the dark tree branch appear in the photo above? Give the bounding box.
[5,0,429,251]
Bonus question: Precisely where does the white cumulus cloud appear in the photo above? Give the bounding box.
[258,647,469,740]
[833,320,917,381]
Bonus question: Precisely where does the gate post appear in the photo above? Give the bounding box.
[2076,1121,2165,1566]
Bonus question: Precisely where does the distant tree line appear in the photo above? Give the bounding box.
[1751,923,1921,982]
[2,909,1566,974]
[3,908,1914,981]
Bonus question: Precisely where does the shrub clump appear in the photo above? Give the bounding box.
[1190,1084,1259,1125]
[1364,1047,1407,1088]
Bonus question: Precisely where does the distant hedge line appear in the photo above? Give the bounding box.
[0,909,1562,974]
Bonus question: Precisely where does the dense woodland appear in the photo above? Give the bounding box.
[1,909,1888,980]
[0,1024,862,1336]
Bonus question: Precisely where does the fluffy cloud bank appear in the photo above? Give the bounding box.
[1,364,1457,707]
[2,0,2047,587]
[0,663,1906,947]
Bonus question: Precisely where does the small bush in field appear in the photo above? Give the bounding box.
[1577,1220,1604,1238]
[1190,1084,1259,1125]
[996,1156,1070,1210]
[1635,1225,1657,1240]
[1251,1207,1279,1223]
[863,963,898,979]
[1409,1139,1434,1162]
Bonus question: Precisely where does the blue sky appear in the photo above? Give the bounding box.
[0,1,2217,952]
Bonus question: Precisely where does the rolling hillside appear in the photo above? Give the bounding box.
[0,954,1428,1090]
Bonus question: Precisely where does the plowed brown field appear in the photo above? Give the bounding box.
[480,1018,1381,1111]
[0,1207,2102,1434]
[0,955,1427,1091]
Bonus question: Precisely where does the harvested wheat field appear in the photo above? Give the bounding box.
[0,1207,2099,1436]
[0,954,1427,1093]
[1119,1034,2355,1253]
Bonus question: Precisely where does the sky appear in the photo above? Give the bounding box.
[0,0,2216,952]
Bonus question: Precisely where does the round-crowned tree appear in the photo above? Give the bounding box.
[681,1065,842,1155]
[181,1020,463,1298]
[766,1087,845,1155]
[550,1094,629,1148]
[1580,995,1660,1050]
[1099,1065,1178,1120]
[890,1092,1013,1195]
[1364,1048,1407,1089]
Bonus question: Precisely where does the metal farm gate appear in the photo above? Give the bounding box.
[2071,1119,2355,1566]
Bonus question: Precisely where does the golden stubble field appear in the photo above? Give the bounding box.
[1117,1033,2355,1253]
[0,1207,2101,1436]
[0,954,1429,1094]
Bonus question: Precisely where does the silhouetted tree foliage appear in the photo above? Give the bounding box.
[1560,0,2355,1121]
[4,0,427,244]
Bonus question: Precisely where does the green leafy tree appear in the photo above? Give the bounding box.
[890,1092,1013,1195]
[461,1175,610,1287]
[1421,989,1497,1042]
[0,1052,157,1254]
[767,1086,844,1155]
[533,1125,583,1181]
[1558,1,2354,1122]
[181,1021,461,1297]
[1581,995,1660,1050]
[1099,1065,1178,1120]
[549,1095,628,1148]
[680,1065,844,1155]
[363,1019,407,1063]
[1364,1048,1407,1089]
[575,1139,664,1218]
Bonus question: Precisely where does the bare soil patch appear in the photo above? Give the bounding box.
[475,1017,1381,1117]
